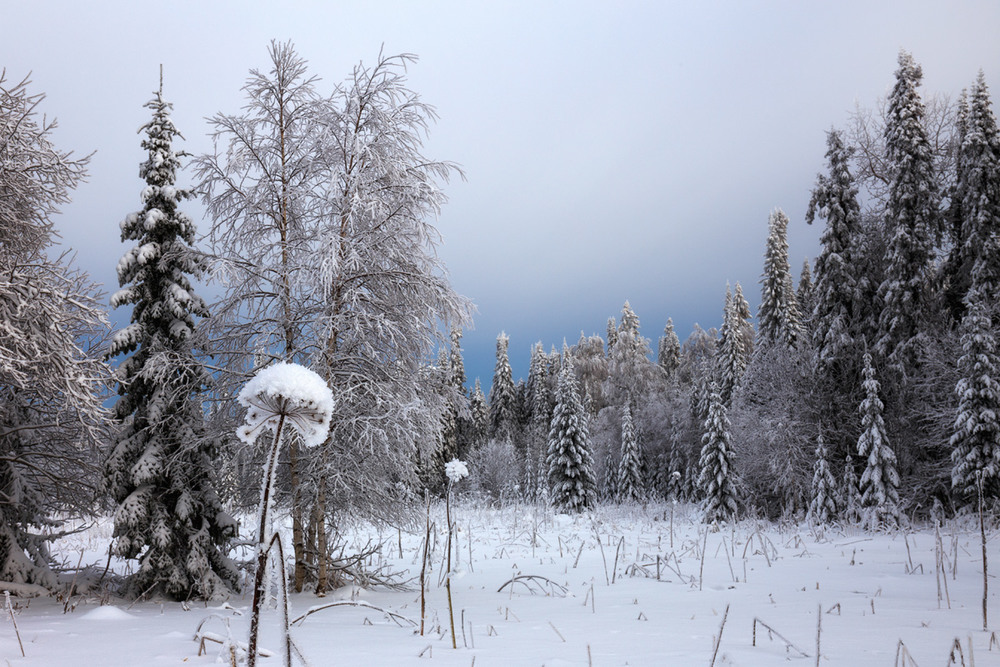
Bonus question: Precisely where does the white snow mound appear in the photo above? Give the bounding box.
[80,606,134,621]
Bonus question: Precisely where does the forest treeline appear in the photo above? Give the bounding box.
[450,51,1000,532]
[0,47,996,604]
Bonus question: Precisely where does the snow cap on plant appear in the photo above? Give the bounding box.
[445,459,469,484]
[237,362,333,447]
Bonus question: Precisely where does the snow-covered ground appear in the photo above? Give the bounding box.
[3,502,999,666]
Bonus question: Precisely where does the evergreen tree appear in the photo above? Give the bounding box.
[841,454,862,524]
[105,78,238,599]
[716,284,751,404]
[489,332,517,440]
[808,431,838,524]
[698,384,738,523]
[658,318,681,379]
[876,51,941,368]
[666,425,685,501]
[546,357,596,511]
[758,208,804,349]
[616,405,643,502]
[733,282,755,360]
[608,301,654,406]
[606,317,618,354]
[857,352,900,529]
[807,129,863,373]
[797,259,815,326]
[950,293,1000,498]
[958,72,1000,303]
[469,378,489,445]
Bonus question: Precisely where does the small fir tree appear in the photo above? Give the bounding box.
[546,357,597,511]
[716,284,751,404]
[857,352,900,529]
[758,208,804,349]
[104,77,238,599]
[698,384,738,523]
[808,431,838,524]
[616,405,643,502]
[840,454,863,524]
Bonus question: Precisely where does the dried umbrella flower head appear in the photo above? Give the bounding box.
[236,362,334,447]
[445,459,469,484]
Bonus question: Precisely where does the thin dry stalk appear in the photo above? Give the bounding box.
[751,617,809,658]
[593,525,609,586]
[709,603,729,667]
[5,590,24,658]
[548,620,566,642]
[612,536,625,584]
[699,528,709,592]
[815,603,821,667]
[420,491,430,636]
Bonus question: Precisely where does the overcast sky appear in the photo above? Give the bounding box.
[7,1,1000,387]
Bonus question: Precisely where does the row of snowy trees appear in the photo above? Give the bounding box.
[450,52,1000,530]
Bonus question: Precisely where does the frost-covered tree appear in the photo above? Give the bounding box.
[807,129,863,373]
[841,454,862,524]
[957,72,1000,303]
[951,293,1000,498]
[657,318,681,379]
[608,301,655,406]
[606,317,618,354]
[0,72,111,590]
[469,378,489,446]
[758,208,804,349]
[196,42,471,591]
[857,353,900,529]
[546,357,596,511]
[698,384,738,523]
[716,284,751,405]
[616,405,643,502]
[105,78,238,600]
[797,259,815,319]
[489,332,517,441]
[876,51,941,369]
[808,432,838,524]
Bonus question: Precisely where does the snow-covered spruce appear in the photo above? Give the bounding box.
[546,355,597,512]
[103,78,239,601]
[876,51,941,368]
[808,431,838,524]
[856,353,900,529]
[489,332,517,441]
[616,405,643,503]
[757,208,804,350]
[698,384,738,523]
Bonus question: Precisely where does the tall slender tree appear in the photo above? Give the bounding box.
[489,332,517,441]
[699,384,738,523]
[657,318,681,379]
[876,51,941,369]
[808,431,838,524]
[546,357,596,511]
[616,405,643,502]
[758,208,804,349]
[105,76,238,599]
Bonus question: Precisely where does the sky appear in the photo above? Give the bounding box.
[6,1,1000,388]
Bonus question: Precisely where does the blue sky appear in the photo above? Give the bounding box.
[7,1,1000,387]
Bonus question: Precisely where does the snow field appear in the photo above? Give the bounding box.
[3,503,1000,666]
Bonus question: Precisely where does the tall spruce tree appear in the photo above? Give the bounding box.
[758,208,804,349]
[807,129,863,373]
[716,284,751,404]
[658,318,681,379]
[698,384,738,523]
[489,332,517,441]
[876,51,941,369]
[857,352,900,529]
[105,78,238,599]
[616,405,643,502]
[546,357,596,511]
